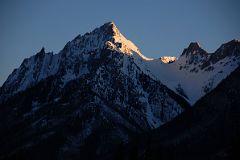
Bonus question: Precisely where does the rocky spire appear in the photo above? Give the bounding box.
[39,47,45,53]
[181,42,208,57]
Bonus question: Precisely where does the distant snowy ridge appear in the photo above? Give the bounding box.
[146,40,240,105]
[160,56,177,63]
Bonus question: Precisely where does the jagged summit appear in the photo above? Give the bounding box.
[188,42,201,50]
[99,21,119,35]
[101,21,153,60]
[91,21,120,38]
[65,21,153,60]
[95,21,144,56]
[34,47,46,57]
[181,42,208,57]
[39,47,45,53]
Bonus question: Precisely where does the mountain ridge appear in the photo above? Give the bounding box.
[145,38,240,104]
[1,22,240,105]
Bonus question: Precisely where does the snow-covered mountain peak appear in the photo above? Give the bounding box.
[160,56,177,63]
[38,47,45,54]
[188,42,201,49]
[181,42,208,57]
[92,21,120,38]
[63,22,120,55]
[177,42,209,67]
[65,22,153,60]
[99,22,153,60]
[101,21,119,36]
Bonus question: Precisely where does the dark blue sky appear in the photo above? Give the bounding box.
[1,0,240,85]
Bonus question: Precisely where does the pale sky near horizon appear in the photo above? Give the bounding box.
[0,0,240,86]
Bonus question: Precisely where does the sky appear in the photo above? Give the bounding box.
[0,0,240,86]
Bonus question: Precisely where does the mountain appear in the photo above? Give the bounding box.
[1,23,240,105]
[146,39,240,104]
[0,22,239,160]
[133,65,240,160]
[0,22,189,159]
[0,22,189,128]
[0,22,146,97]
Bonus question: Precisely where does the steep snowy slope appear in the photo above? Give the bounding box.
[0,48,60,96]
[146,40,240,105]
